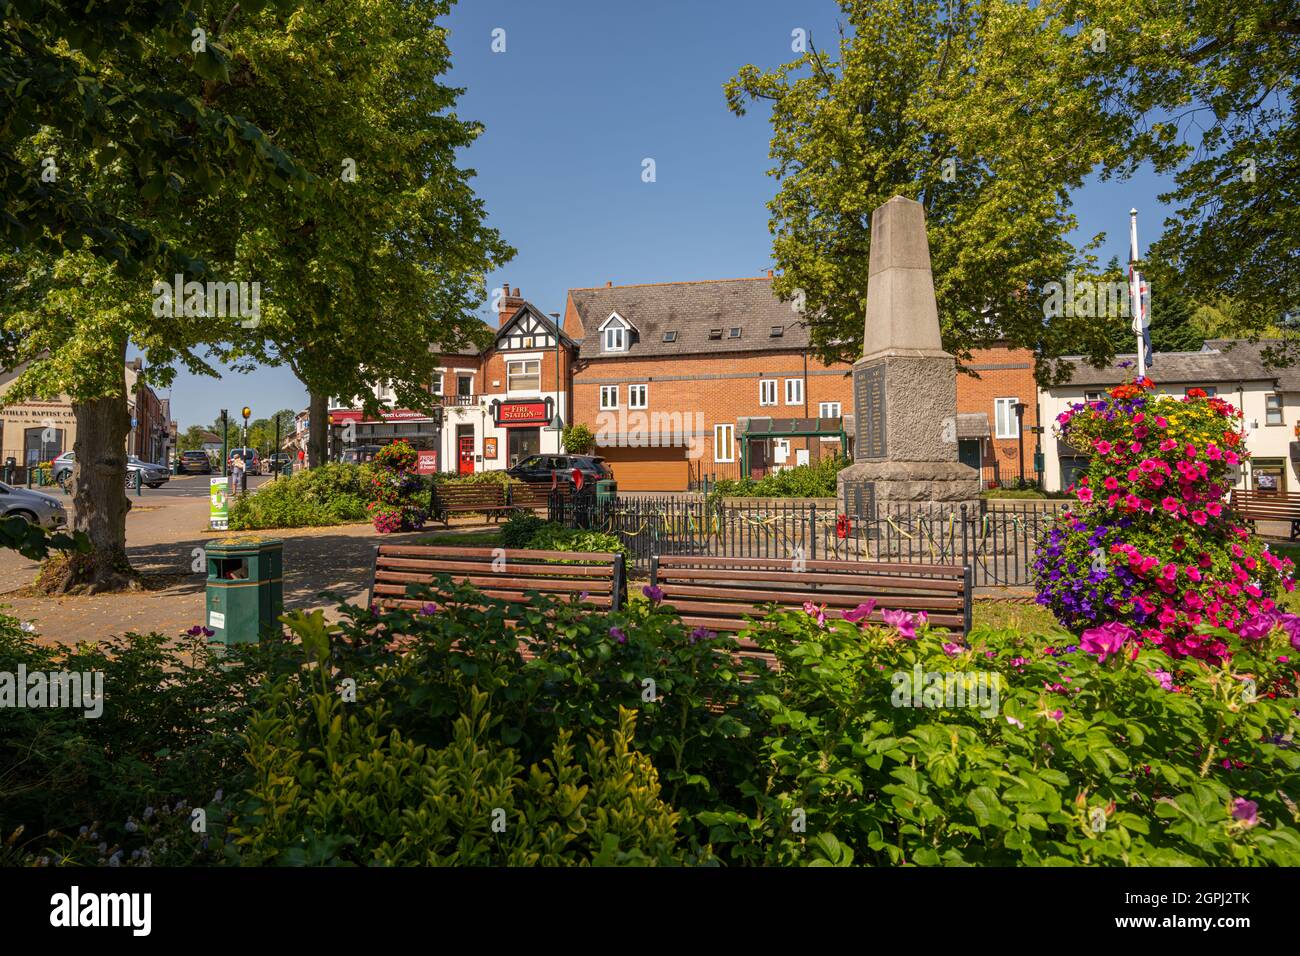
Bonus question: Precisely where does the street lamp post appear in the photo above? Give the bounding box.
[1014,401,1027,489]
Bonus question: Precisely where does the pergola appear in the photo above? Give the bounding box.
[738,416,849,476]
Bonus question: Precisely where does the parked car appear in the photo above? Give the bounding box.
[178,450,213,474]
[0,481,67,529]
[127,456,171,489]
[340,445,383,465]
[227,448,261,475]
[266,452,292,471]
[52,451,75,487]
[53,452,170,489]
[506,454,613,485]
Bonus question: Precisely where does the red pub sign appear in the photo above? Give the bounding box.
[491,398,552,427]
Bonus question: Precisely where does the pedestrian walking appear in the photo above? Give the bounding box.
[231,452,247,494]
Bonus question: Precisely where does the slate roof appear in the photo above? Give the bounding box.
[1054,339,1300,390]
[568,278,808,358]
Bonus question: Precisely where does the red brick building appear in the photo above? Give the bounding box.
[562,276,1038,491]
[326,275,1039,490]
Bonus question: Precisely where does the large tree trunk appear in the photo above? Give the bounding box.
[307,391,329,467]
[42,372,138,594]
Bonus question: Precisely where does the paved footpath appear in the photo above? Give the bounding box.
[0,476,479,646]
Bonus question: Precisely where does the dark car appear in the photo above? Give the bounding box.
[178,450,213,474]
[506,454,612,485]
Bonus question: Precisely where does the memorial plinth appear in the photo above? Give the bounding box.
[837,196,981,514]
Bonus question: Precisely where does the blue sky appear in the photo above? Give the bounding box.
[157,0,1176,430]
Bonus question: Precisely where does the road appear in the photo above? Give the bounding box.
[0,476,461,646]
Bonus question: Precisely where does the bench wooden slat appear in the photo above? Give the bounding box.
[656,582,961,610]
[657,554,964,578]
[378,545,620,563]
[369,545,624,615]
[653,554,972,640]
[378,557,613,578]
[655,565,966,592]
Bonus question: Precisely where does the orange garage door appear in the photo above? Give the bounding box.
[597,444,689,492]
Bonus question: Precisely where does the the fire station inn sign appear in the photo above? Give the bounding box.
[490,398,553,427]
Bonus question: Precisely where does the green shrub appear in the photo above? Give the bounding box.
[709,454,848,502]
[230,464,372,529]
[232,675,686,866]
[525,522,626,559]
[501,511,546,548]
[0,613,296,864]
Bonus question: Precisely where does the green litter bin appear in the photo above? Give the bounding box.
[595,478,617,505]
[205,536,284,647]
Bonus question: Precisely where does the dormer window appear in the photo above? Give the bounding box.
[728,327,741,339]
[708,328,723,340]
[662,331,677,343]
[598,312,630,353]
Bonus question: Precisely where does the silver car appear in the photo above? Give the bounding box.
[53,452,170,489]
[0,482,68,530]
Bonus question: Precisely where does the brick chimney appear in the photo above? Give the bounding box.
[498,284,524,327]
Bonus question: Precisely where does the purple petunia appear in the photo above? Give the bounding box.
[689,626,714,644]
[609,626,627,644]
[1231,798,1258,827]
[642,584,664,604]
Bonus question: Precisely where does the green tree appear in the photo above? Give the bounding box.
[725,0,1134,376]
[1069,0,1300,329]
[201,0,512,467]
[0,5,315,592]
[1,0,311,271]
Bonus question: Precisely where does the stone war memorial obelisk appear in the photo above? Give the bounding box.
[838,195,981,516]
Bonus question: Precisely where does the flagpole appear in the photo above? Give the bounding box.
[1130,208,1145,379]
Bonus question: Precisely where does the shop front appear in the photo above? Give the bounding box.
[490,398,554,468]
[328,408,442,473]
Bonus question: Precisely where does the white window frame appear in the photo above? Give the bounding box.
[628,384,648,409]
[507,358,541,393]
[714,423,735,462]
[599,385,619,410]
[818,401,841,419]
[759,380,777,406]
[431,371,445,396]
[784,378,804,406]
[598,313,630,353]
[1267,392,1284,425]
[994,397,1019,440]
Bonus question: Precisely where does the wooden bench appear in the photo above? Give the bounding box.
[650,554,972,668]
[429,483,514,525]
[1231,490,1300,539]
[369,544,625,614]
[507,482,571,513]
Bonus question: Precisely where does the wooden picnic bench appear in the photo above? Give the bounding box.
[429,481,576,525]
[650,554,972,668]
[429,483,514,525]
[369,544,625,613]
[1230,489,1300,540]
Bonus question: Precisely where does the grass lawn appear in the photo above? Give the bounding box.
[972,598,1070,634]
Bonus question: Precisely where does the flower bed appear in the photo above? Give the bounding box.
[1035,378,1295,662]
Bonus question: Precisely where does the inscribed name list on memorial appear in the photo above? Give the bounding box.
[854,363,887,459]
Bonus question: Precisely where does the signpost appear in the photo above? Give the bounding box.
[209,476,229,531]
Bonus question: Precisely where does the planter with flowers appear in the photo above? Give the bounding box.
[365,440,428,533]
[1034,377,1297,663]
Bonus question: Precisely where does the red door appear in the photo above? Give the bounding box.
[458,436,475,475]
